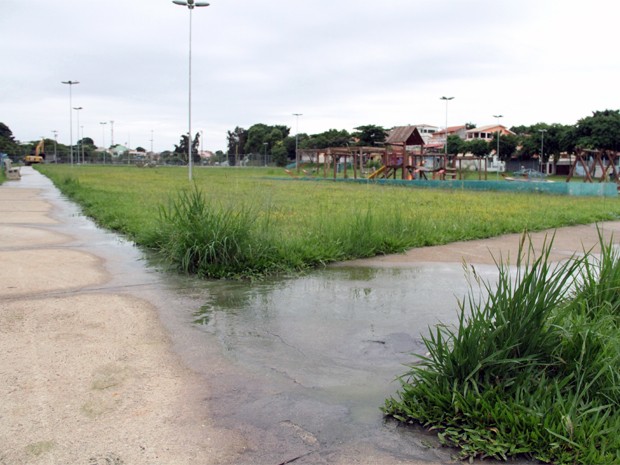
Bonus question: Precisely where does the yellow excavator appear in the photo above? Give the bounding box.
[24,139,45,165]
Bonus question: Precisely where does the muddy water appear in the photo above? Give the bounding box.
[11,168,506,463]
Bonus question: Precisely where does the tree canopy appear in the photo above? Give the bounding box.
[352,124,387,146]
[572,109,620,151]
[174,132,200,164]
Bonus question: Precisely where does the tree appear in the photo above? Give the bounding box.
[226,126,248,166]
[243,124,290,154]
[271,141,289,167]
[462,139,490,157]
[447,134,464,155]
[0,122,22,157]
[174,132,200,164]
[572,109,620,150]
[490,133,518,160]
[302,129,351,149]
[352,125,387,146]
[514,123,574,162]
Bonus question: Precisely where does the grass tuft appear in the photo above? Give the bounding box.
[384,231,620,464]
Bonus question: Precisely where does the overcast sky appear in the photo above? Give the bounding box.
[2,0,619,153]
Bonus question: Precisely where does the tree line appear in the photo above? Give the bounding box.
[226,110,620,167]
[2,109,620,166]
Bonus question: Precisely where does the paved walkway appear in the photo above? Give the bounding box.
[0,168,242,465]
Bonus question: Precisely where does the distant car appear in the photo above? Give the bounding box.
[512,168,546,179]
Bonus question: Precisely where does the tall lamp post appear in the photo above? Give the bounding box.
[173,0,210,181]
[493,114,503,160]
[52,130,58,163]
[293,113,302,171]
[539,129,547,173]
[61,80,79,165]
[440,96,454,156]
[100,122,107,164]
[73,106,83,164]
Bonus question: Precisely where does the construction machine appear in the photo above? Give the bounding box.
[24,139,45,165]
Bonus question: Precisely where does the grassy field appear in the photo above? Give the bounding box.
[36,164,620,278]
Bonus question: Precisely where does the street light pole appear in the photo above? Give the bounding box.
[73,106,83,164]
[173,0,210,181]
[493,115,503,178]
[52,130,58,163]
[440,96,454,156]
[493,114,503,160]
[100,122,107,164]
[293,113,302,171]
[81,125,85,163]
[539,129,548,173]
[61,80,79,165]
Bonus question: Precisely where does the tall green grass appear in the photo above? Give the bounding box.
[35,165,620,279]
[384,232,620,464]
[146,186,414,278]
[146,188,282,278]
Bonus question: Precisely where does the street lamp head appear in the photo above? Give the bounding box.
[172,0,209,8]
[440,96,454,101]
[62,80,79,85]
[493,114,503,119]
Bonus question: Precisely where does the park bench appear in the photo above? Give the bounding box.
[3,158,21,180]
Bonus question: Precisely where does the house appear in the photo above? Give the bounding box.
[465,124,514,141]
[428,125,469,152]
[411,124,439,144]
[431,125,468,142]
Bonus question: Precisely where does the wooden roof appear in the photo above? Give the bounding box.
[386,126,425,146]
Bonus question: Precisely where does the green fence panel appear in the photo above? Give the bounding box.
[280,177,618,197]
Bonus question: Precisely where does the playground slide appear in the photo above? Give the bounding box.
[368,165,386,180]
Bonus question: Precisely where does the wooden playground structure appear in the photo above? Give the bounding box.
[290,144,493,182]
[566,149,620,184]
[286,126,501,182]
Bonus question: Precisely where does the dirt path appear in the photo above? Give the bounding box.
[2,167,618,465]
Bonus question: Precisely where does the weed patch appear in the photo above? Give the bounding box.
[384,232,620,464]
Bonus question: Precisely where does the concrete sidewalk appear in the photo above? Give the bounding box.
[0,168,241,465]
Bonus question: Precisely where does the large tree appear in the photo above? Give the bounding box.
[514,123,575,162]
[243,123,290,155]
[352,124,387,146]
[302,129,351,149]
[462,139,490,157]
[572,109,620,151]
[490,133,518,160]
[447,134,464,155]
[174,132,200,164]
[0,122,22,157]
[226,126,248,166]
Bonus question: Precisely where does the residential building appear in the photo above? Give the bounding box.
[465,124,515,141]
